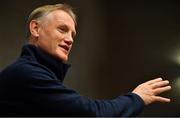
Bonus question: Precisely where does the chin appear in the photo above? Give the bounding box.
[55,51,68,63]
[57,55,68,63]
[62,58,68,63]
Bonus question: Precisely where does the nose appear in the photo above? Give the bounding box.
[64,33,73,45]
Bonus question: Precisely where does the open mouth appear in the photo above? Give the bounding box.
[59,45,69,53]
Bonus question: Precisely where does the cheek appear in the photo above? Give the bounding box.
[37,34,54,50]
[39,29,64,49]
[56,35,65,44]
[42,30,59,44]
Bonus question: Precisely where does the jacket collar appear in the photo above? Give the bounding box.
[20,44,70,82]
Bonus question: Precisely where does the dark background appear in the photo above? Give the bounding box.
[0,0,179,116]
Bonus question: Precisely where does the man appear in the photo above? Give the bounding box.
[0,3,171,116]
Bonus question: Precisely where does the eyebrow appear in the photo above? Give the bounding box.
[60,23,76,37]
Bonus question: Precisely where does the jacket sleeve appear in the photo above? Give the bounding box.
[17,64,144,117]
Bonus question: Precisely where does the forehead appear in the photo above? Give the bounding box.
[44,10,76,31]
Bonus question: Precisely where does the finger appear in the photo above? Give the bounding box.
[151,80,169,89]
[154,86,171,95]
[153,96,171,103]
[146,78,163,85]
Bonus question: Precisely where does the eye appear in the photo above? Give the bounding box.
[58,25,68,33]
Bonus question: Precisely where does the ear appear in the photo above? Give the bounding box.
[29,20,41,37]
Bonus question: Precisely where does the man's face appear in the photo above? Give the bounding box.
[34,10,76,62]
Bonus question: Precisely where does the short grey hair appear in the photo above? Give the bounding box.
[26,3,77,38]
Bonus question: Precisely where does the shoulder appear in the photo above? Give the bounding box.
[1,57,56,82]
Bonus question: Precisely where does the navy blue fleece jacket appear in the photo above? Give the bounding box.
[0,44,144,116]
